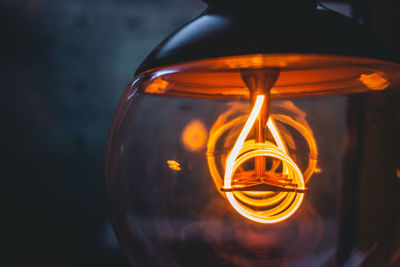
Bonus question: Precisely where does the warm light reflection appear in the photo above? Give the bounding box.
[146,77,169,94]
[167,160,181,171]
[359,72,389,90]
[181,120,208,152]
[207,97,318,224]
[142,54,399,98]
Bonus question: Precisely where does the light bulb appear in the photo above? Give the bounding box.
[106,54,400,266]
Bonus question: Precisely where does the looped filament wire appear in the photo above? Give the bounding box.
[221,95,305,223]
[227,141,305,223]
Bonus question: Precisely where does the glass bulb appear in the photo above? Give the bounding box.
[106,54,400,266]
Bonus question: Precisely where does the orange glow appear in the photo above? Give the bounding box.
[223,95,265,186]
[181,120,208,152]
[223,96,305,223]
[359,72,389,90]
[145,77,169,94]
[167,160,181,171]
[207,98,318,224]
[143,54,399,98]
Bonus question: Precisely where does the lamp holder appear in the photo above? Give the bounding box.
[136,1,397,76]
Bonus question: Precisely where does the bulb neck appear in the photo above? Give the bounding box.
[241,68,279,127]
[241,68,279,104]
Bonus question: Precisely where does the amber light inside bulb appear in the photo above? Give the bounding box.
[207,94,318,224]
[138,53,400,224]
[105,47,400,266]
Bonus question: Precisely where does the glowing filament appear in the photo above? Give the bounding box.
[223,95,306,224]
[223,95,266,185]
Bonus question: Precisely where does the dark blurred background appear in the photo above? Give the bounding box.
[1,0,398,266]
